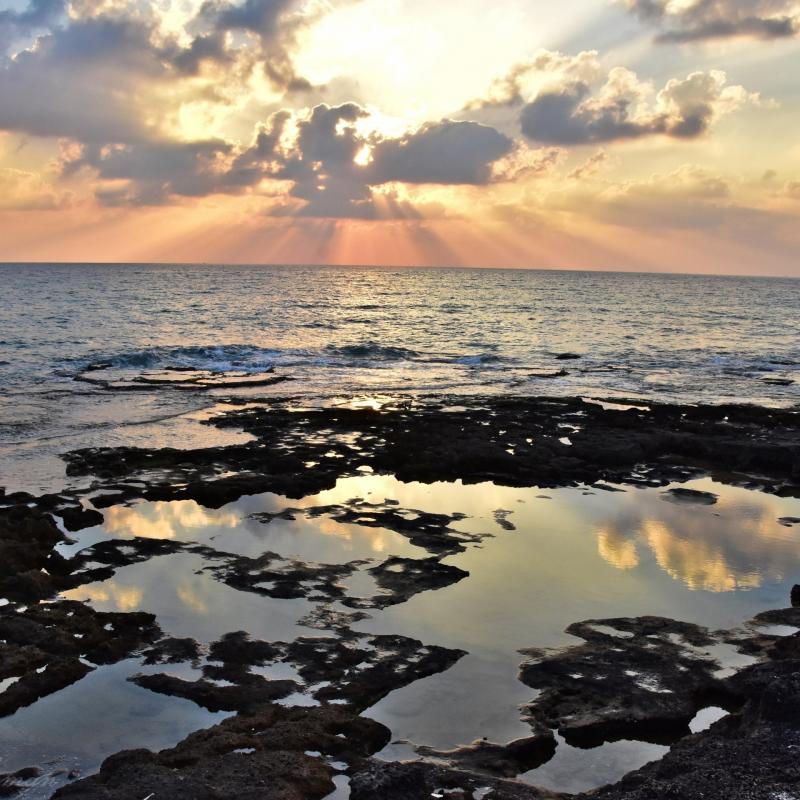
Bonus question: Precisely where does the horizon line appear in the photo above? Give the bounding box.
[0,261,797,280]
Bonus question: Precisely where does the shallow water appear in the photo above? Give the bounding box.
[3,473,793,795]
[1,264,798,494]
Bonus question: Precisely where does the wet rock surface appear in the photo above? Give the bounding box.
[2,396,800,799]
[53,705,390,800]
[346,556,469,609]
[61,397,800,499]
[519,616,732,746]
[0,600,160,717]
[131,628,465,714]
[349,759,559,799]
[415,727,557,778]
[661,487,718,505]
[587,655,800,800]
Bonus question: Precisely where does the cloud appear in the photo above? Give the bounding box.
[66,139,245,206]
[368,120,514,185]
[274,105,516,217]
[624,0,800,42]
[0,0,65,52]
[0,14,182,143]
[557,165,767,230]
[60,103,515,215]
[0,0,318,146]
[520,68,757,145]
[783,180,800,199]
[0,166,68,210]
[196,0,312,89]
[568,149,609,180]
[464,49,603,111]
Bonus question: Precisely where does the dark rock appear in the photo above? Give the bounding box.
[54,705,390,800]
[203,550,364,601]
[345,556,469,609]
[142,637,202,665]
[350,760,557,800]
[131,672,298,713]
[519,616,731,746]
[302,500,484,555]
[792,585,800,607]
[662,487,718,505]
[285,631,466,711]
[62,398,800,505]
[58,506,104,532]
[588,658,800,800]
[208,631,282,666]
[0,506,66,601]
[555,353,581,360]
[779,516,800,526]
[416,727,557,778]
[0,600,160,717]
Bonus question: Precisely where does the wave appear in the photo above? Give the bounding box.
[85,344,282,374]
[323,342,419,361]
[452,354,503,366]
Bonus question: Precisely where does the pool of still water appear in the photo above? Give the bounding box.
[2,474,799,797]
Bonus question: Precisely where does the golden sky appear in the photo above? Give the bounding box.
[1,0,799,273]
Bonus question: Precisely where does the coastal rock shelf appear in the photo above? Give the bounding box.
[1,396,799,799]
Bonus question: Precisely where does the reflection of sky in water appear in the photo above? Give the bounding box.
[0,659,229,798]
[43,475,800,793]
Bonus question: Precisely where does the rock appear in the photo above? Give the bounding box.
[662,487,718,505]
[349,760,557,800]
[62,398,800,505]
[0,600,160,717]
[416,727,557,778]
[285,631,466,710]
[0,506,66,601]
[302,500,484,555]
[203,550,364,601]
[142,637,202,665]
[792,585,800,607]
[131,672,298,713]
[345,556,469,609]
[58,506,104,532]
[54,705,391,800]
[519,617,730,746]
[779,516,800,527]
[590,658,800,800]
[555,353,581,360]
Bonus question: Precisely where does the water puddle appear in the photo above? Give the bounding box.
[14,473,800,793]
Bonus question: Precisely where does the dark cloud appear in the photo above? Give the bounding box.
[369,121,513,184]
[520,70,752,145]
[198,0,312,90]
[0,0,315,145]
[0,0,65,51]
[67,103,514,216]
[0,15,168,143]
[625,0,799,42]
[65,140,243,206]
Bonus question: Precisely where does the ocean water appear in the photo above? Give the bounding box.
[0,263,798,492]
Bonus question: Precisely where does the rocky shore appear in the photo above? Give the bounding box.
[1,395,799,799]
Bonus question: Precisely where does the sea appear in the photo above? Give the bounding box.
[1,263,798,493]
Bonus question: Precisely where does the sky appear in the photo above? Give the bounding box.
[0,0,799,274]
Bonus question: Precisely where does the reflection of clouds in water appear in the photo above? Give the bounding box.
[303,513,392,553]
[177,583,209,614]
[103,501,241,540]
[65,583,144,611]
[595,489,800,592]
[642,520,761,592]
[597,526,640,570]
